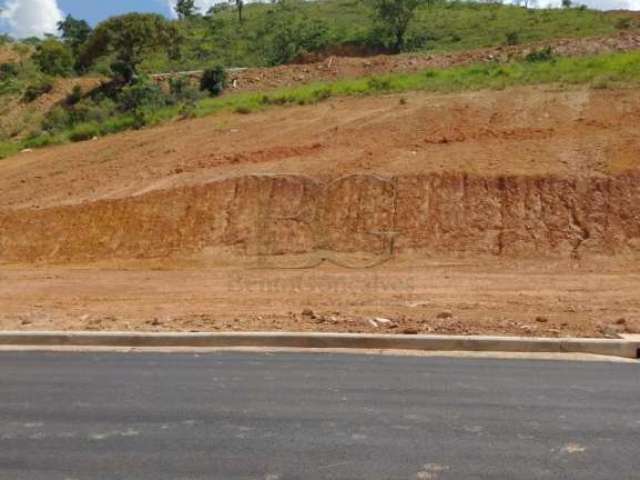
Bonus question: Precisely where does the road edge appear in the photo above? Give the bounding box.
[0,331,638,359]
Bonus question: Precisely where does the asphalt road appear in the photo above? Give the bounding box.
[0,352,639,480]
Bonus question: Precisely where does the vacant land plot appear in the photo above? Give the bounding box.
[1,85,639,338]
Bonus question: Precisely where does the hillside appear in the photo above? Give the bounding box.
[2,29,640,158]
[142,0,640,71]
[0,2,639,338]
[1,83,640,338]
[1,0,639,152]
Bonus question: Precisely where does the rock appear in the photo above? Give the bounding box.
[375,317,393,325]
[368,319,379,328]
[436,311,453,320]
[20,148,33,153]
[402,328,419,335]
[615,318,626,325]
[21,319,32,326]
[602,324,625,338]
[151,318,162,326]
[535,316,548,323]
[301,308,314,318]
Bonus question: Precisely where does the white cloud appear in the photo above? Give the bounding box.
[166,0,222,18]
[0,0,64,38]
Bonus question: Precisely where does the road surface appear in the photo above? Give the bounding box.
[1,351,639,479]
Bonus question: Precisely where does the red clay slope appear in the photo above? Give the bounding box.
[1,86,639,263]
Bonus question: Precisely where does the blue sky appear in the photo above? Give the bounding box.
[0,0,222,38]
[56,0,170,25]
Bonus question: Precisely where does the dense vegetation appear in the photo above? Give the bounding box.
[0,0,638,158]
[140,0,634,71]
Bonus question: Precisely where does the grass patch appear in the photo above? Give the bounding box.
[0,141,21,159]
[189,50,640,118]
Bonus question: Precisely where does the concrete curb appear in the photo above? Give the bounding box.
[0,331,638,359]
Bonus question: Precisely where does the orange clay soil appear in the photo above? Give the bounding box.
[0,85,639,337]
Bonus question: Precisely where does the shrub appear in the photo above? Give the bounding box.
[23,78,54,102]
[42,106,72,132]
[109,60,136,83]
[66,85,83,105]
[505,31,520,46]
[615,17,633,30]
[71,98,116,124]
[69,122,100,142]
[131,109,149,129]
[101,115,138,134]
[117,79,166,111]
[403,30,435,50]
[23,133,57,149]
[234,105,252,114]
[367,77,392,91]
[169,76,202,103]
[32,39,74,77]
[0,62,18,80]
[179,101,197,120]
[525,46,554,63]
[200,66,227,96]
[310,87,332,102]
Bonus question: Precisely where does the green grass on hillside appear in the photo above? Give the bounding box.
[191,50,640,116]
[3,49,637,159]
[140,0,636,72]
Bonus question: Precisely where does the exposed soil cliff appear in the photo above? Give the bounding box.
[2,171,639,263]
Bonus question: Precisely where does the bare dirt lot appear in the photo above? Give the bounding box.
[1,260,638,338]
[1,85,639,337]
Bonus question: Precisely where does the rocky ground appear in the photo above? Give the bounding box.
[1,259,638,338]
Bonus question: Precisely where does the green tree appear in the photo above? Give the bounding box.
[78,13,180,82]
[369,0,424,52]
[233,0,245,23]
[32,38,74,76]
[260,1,329,65]
[200,65,227,96]
[57,15,92,55]
[175,0,199,19]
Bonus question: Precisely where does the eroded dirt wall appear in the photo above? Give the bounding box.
[1,172,639,263]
